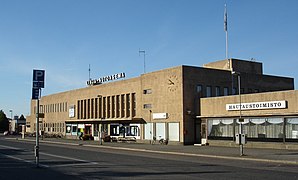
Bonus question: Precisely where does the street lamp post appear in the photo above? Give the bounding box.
[9,110,13,133]
[9,110,13,119]
[232,71,244,156]
[149,110,152,144]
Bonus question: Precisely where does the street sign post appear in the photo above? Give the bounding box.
[32,69,45,167]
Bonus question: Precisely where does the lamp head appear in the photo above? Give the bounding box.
[231,71,240,75]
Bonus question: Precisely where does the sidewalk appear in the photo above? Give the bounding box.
[13,136,298,165]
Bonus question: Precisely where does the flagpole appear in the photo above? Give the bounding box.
[224,4,228,60]
[224,4,233,96]
[226,26,228,60]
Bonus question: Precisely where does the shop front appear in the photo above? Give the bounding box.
[200,90,298,144]
[207,117,298,142]
[65,120,142,141]
[66,123,94,139]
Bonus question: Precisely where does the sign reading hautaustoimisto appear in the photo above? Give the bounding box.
[226,100,287,111]
[87,72,125,86]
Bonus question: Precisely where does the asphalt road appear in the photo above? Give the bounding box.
[0,137,297,180]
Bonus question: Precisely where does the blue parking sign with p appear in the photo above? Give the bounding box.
[32,69,45,99]
[33,70,45,88]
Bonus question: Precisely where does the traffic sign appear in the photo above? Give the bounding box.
[33,70,45,88]
[32,88,39,100]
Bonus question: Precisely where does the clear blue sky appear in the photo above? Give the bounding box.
[0,0,297,117]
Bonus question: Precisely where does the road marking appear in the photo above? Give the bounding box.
[40,152,98,167]
[0,144,22,150]
[0,144,97,168]
[1,154,49,168]
[50,162,98,167]
[0,144,49,168]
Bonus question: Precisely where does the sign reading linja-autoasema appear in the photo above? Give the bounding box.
[226,100,287,111]
[87,72,125,86]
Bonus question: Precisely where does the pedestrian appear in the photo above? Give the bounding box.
[79,132,83,140]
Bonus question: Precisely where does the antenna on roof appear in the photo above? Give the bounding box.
[139,49,146,73]
[89,64,91,80]
[250,58,256,62]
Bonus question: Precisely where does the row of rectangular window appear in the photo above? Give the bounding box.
[77,93,136,119]
[197,85,260,97]
[34,102,68,114]
[33,122,65,133]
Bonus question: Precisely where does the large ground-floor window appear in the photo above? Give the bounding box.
[286,118,298,139]
[207,117,298,141]
[144,122,180,142]
[110,123,141,139]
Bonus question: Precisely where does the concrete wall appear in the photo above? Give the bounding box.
[203,59,263,75]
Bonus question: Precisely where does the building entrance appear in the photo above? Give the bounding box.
[110,123,140,139]
[195,119,202,144]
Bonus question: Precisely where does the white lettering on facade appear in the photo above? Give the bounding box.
[87,72,126,86]
[226,101,287,111]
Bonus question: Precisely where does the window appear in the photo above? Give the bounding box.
[215,86,220,97]
[80,100,84,119]
[206,86,212,97]
[98,97,102,118]
[112,96,115,118]
[126,94,130,117]
[83,100,87,119]
[87,99,91,119]
[91,99,94,119]
[143,104,152,109]
[121,95,125,118]
[196,85,203,97]
[95,98,98,119]
[116,95,120,118]
[132,93,136,117]
[232,88,237,95]
[110,124,120,136]
[107,96,110,118]
[103,97,106,118]
[143,89,152,94]
[224,87,229,96]
[144,123,153,140]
